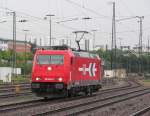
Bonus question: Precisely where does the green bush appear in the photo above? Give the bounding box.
[12,75,31,83]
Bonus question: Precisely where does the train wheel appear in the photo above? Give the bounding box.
[44,97,48,100]
[66,90,71,97]
[86,86,92,96]
[89,87,92,96]
[68,88,76,97]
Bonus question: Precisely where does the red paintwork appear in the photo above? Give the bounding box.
[32,49,101,87]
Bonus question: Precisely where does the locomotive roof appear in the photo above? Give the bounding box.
[37,45,75,50]
[37,45,93,52]
[36,45,100,59]
[36,50,99,59]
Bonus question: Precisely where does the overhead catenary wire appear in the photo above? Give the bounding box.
[0,6,89,23]
[0,2,149,48]
[0,21,75,41]
[0,8,78,39]
[0,5,129,34]
[0,7,47,21]
[0,7,89,33]
[63,0,111,19]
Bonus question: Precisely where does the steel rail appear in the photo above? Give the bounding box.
[130,105,150,116]
[32,88,150,116]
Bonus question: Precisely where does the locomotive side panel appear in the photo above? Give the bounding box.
[71,57,101,87]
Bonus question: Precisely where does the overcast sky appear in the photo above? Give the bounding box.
[0,0,150,49]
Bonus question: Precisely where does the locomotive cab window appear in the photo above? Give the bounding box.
[37,55,64,65]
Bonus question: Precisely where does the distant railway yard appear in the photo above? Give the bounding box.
[0,77,149,116]
[0,0,150,116]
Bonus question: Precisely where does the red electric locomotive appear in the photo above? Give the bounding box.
[31,46,102,98]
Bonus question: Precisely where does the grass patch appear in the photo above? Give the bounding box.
[0,75,31,85]
[139,79,150,87]
[11,75,31,83]
[0,80,4,84]
[143,79,150,82]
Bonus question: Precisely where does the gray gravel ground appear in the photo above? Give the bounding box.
[0,81,141,116]
[0,94,40,106]
[144,111,150,116]
[80,93,150,116]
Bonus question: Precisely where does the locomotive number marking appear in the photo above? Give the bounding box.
[78,63,97,77]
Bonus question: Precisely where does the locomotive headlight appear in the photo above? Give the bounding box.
[36,77,41,81]
[47,67,52,71]
[58,77,63,82]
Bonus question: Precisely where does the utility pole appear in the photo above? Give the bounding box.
[148,37,150,54]
[45,14,55,49]
[70,39,72,47]
[52,38,56,46]
[111,2,116,71]
[116,16,144,74]
[137,16,144,55]
[82,17,92,50]
[136,16,144,73]
[6,11,17,79]
[147,37,150,73]
[118,37,123,49]
[23,29,29,77]
[149,38,150,73]
[40,38,42,47]
[11,12,16,79]
[62,39,65,45]
[117,16,144,54]
[91,29,97,50]
[85,39,89,51]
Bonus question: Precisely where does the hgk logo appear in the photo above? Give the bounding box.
[78,63,97,77]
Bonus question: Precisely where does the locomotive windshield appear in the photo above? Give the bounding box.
[37,55,64,65]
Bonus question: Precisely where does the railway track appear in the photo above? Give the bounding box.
[0,87,31,94]
[0,83,30,89]
[0,80,129,99]
[33,88,150,116]
[0,91,32,98]
[100,80,140,93]
[0,81,133,112]
[0,99,44,113]
[0,83,31,98]
[0,81,145,116]
[130,105,150,116]
[0,79,135,99]
[0,84,30,92]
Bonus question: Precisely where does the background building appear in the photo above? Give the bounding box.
[0,38,31,52]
